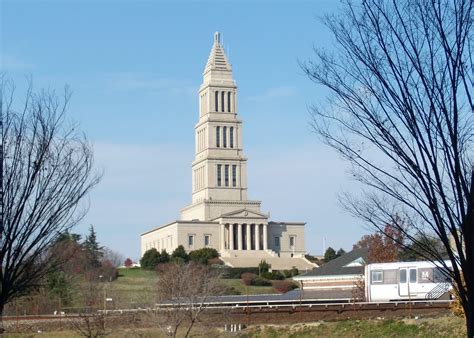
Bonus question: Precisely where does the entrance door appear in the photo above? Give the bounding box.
[399,268,417,297]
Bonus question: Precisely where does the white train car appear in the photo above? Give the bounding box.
[365,260,453,302]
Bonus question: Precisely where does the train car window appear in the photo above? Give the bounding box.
[410,269,417,283]
[371,271,383,283]
[434,267,451,282]
[400,269,407,283]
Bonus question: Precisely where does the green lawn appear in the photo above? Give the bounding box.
[107,268,158,308]
[113,268,276,298]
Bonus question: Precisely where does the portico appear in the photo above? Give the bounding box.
[220,222,268,251]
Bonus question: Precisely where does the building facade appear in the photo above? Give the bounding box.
[141,33,315,270]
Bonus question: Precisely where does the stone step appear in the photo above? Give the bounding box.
[221,255,316,272]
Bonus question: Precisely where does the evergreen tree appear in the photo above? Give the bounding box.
[336,248,346,257]
[83,225,103,268]
[324,247,337,263]
[140,248,161,270]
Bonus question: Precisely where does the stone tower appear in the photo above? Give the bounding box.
[181,32,263,221]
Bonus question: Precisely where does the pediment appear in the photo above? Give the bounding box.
[218,208,269,220]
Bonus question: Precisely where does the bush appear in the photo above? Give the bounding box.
[140,248,169,270]
[260,271,273,280]
[140,248,160,270]
[251,276,272,286]
[189,248,219,264]
[290,267,299,277]
[271,271,285,280]
[220,267,260,279]
[272,280,298,293]
[241,272,257,286]
[158,249,170,264]
[171,245,189,263]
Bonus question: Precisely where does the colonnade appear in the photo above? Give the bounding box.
[220,223,268,251]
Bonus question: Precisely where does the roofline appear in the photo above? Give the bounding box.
[293,274,364,281]
[141,220,219,236]
[269,221,306,225]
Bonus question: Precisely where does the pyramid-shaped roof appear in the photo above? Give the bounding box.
[203,32,232,74]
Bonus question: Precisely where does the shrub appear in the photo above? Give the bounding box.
[189,248,219,264]
[171,245,189,263]
[251,276,272,287]
[272,280,298,293]
[272,271,285,280]
[140,248,160,270]
[241,272,257,286]
[260,271,273,280]
[282,270,292,278]
[221,267,259,279]
[158,249,170,264]
[140,248,170,270]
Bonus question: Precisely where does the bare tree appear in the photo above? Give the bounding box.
[301,0,473,335]
[68,279,110,338]
[154,262,223,338]
[0,78,100,328]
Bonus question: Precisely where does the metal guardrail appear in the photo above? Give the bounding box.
[2,299,453,322]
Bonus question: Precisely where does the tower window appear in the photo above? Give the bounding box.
[225,164,229,186]
[216,126,220,147]
[217,164,222,186]
[221,91,225,112]
[232,165,237,187]
[215,91,219,112]
[230,127,234,148]
[223,126,227,148]
[227,92,231,112]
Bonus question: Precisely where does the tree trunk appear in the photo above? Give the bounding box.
[0,301,5,333]
[465,253,474,337]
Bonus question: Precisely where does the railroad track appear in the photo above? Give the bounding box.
[3,299,452,322]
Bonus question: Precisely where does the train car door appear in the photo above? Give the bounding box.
[399,268,417,297]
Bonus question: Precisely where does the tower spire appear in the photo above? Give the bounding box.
[204,31,232,75]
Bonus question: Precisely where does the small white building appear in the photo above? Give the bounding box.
[140,32,315,271]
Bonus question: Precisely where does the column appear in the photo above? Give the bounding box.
[255,223,260,250]
[237,224,243,250]
[246,224,251,251]
[229,223,234,250]
[263,224,268,251]
[220,223,225,250]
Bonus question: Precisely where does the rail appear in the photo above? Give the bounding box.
[2,299,452,322]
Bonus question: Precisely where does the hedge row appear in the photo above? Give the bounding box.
[219,267,260,279]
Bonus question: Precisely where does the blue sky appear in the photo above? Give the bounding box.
[1,0,368,260]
